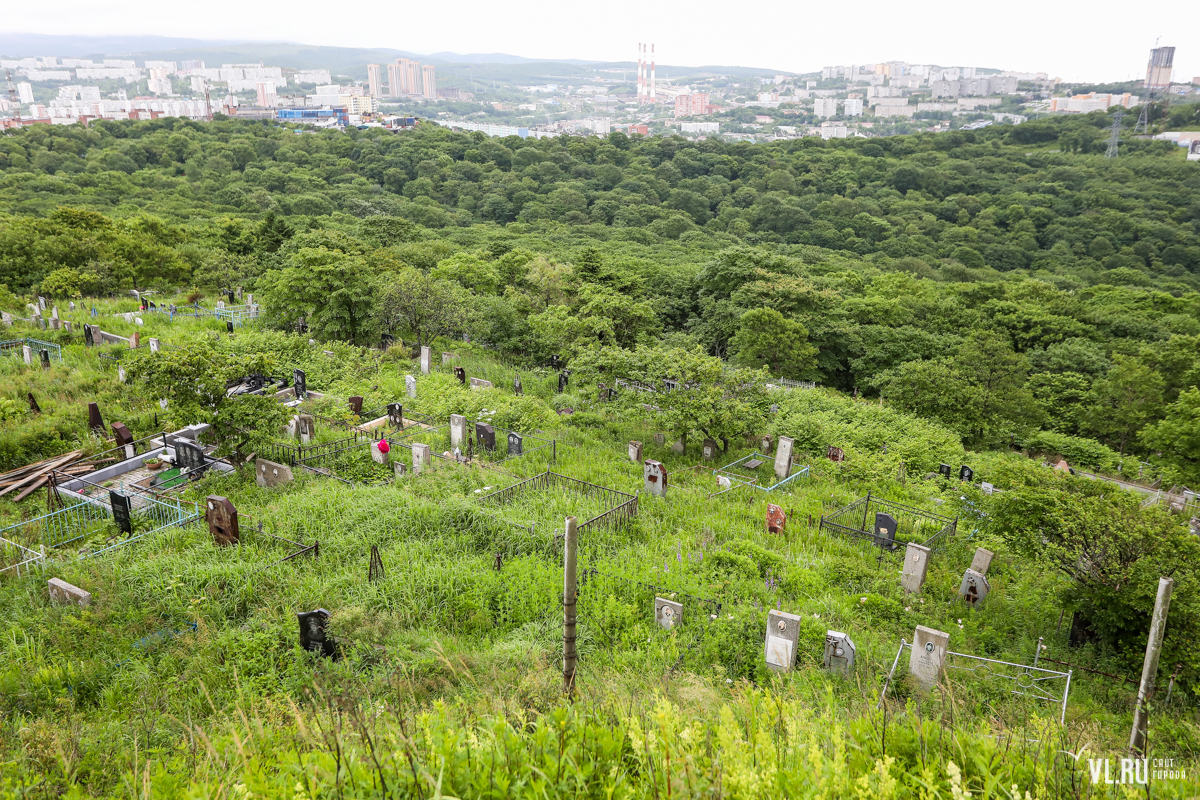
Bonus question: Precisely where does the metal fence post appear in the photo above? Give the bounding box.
[563,515,578,698]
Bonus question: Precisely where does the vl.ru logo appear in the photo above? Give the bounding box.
[1087,758,1186,785]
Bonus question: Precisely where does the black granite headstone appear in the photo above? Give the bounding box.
[83,324,94,347]
[959,465,974,482]
[381,333,395,350]
[938,463,952,479]
[557,372,568,393]
[507,432,523,456]
[454,367,466,385]
[297,609,338,658]
[550,354,560,369]
[110,491,133,535]
[39,349,50,369]
[874,512,898,548]
[111,422,133,448]
[175,440,206,473]
[87,402,104,434]
[226,321,234,334]
[475,422,496,452]
[27,393,40,414]
[387,403,403,426]
[227,291,236,305]
[293,368,307,400]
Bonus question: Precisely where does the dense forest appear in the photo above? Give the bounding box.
[1,111,1198,486]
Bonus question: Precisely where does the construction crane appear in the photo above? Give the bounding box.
[5,69,18,104]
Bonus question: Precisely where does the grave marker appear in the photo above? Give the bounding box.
[507,432,523,456]
[256,458,294,487]
[111,422,134,457]
[293,369,307,400]
[206,495,239,546]
[84,325,95,346]
[176,440,206,474]
[88,402,104,434]
[774,436,794,481]
[39,349,50,369]
[450,415,467,450]
[557,371,569,393]
[130,331,140,348]
[110,491,133,535]
[823,631,856,674]
[135,317,143,326]
[117,365,126,383]
[827,445,845,462]
[371,440,389,464]
[760,434,773,454]
[420,346,431,375]
[296,414,315,444]
[643,460,667,496]
[387,403,403,427]
[513,375,523,395]
[970,548,994,576]
[702,438,718,460]
[348,396,363,416]
[959,465,974,482]
[874,512,898,548]
[628,441,643,463]
[38,296,46,310]
[476,422,496,452]
[381,333,395,350]
[550,354,560,369]
[470,377,494,390]
[655,597,683,631]
[441,351,454,365]
[909,625,950,690]
[1,311,11,326]
[393,462,407,480]
[148,337,160,353]
[671,439,685,454]
[412,442,432,474]
[405,374,417,399]
[50,306,58,320]
[297,609,337,657]
[765,610,802,671]
[27,393,40,414]
[766,503,786,534]
[48,577,91,607]
[900,543,931,592]
[21,345,31,365]
[958,569,990,607]
[980,481,994,495]
[654,432,665,447]
[938,463,952,479]
[454,366,466,385]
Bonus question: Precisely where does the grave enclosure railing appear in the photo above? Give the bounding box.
[820,493,957,554]
[478,471,638,532]
[295,433,398,486]
[0,337,63,362]
[392,417,557,468]
[878,638,1072,726]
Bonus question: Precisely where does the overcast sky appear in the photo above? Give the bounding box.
[4,0,1197,84]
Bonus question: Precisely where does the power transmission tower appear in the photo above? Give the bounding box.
[4,69,17,104]
[1106,111,1123,158]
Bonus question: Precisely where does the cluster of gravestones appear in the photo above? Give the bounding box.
[900,542,994,609]
[635,435,801,498]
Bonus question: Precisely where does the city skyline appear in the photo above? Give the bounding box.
[1,0,1196,84]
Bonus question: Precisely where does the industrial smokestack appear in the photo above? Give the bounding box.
[651,43,656,102]
[637,43,644,102]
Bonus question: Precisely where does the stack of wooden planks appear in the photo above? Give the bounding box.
[0,451,116,503]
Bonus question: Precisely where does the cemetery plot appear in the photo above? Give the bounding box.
[820,494,957,553]
[255,424,373,467]
[478,472,638,538]
[393,419,556,470]
[0,337,62,363]
[879,638,1072,725]
[295,434,402,486]
[57,429,232,502]
[714,452,810,493]
[0,534,45,578]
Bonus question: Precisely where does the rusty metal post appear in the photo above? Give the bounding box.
[563,515,578,697]
[1130,577,1173,754]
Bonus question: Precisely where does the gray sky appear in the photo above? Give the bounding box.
[4,0,1196,84]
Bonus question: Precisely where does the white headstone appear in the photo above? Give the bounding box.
[774,436,794,481]
[909,625,950,690]
[970,548,994,576]
[959,569,991,607]
[643,460,667,496]
[135,317,143,326]
[980,481,994,495]
[405,374,417,399]
[765,610,802,671]
[412,442,432,474]
[655,597,682,630]
[117,365,126,383]
[51,306,59,320]
[1,311,10,326]
[21,345,32,365]
[420,345,431,375]
[371,441,388,464]
[148,337,160,353]
[449,414,467,450]
[469,378,494,391]
[900,543,931,593]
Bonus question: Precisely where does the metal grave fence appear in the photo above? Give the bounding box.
[0,337,63,362]
[878,638,1072,725]
[714,452,811,493]
[821,493,957,553]
[0,535,46,578]
[479,471,638,532]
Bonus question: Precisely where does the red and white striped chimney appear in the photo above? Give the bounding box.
[650,43,656,102]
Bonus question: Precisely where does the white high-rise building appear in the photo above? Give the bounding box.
[843,98,864,117]
[813,98,838,118]
[17,82,34,104]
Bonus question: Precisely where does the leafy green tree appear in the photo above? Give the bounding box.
[376,267,467,348]
[1085,355,1165,456]
[1140,388,1200,486]
[955,330,1043,448]
[259,247,378,343]
[729,307,817,378]
[877,358,978,439]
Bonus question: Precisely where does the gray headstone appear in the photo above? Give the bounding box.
[760,434,773,454]
[48,577,91,607]
[765,609,802,671]
[909,626,950,690]
[643,460,667,496]
[38,296,46,310]
[470,377,494,390]
[970,548,994,576]
[50,305,59,320]
[959,569,991,607]
[412,442,432,474]
[394,461,407,480]
[654,433,665,447]
[176,440,206,473]
[296,414,315,444]
[980,481,994,495]
[1,311,11,326]
[671,439,685,454]
[21,345,32,365]
[256,458,294,487]
[900,543,931,593]
[148,337,160,353]
[655,597,683,630]
[442,351,454,366]
[405,374,417,399]
[84,324,95,346]
[823,630,856,674]
[513,375,523,395]
[450,414,467,450]
[420,346,431,375]
[628,441,643,463]
[507,432,522,456]
[371,441,388,464]
[702,438,718,460]
[774,436,794,481]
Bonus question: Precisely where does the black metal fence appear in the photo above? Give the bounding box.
[479,471,638,532]
[820,493,957,553]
